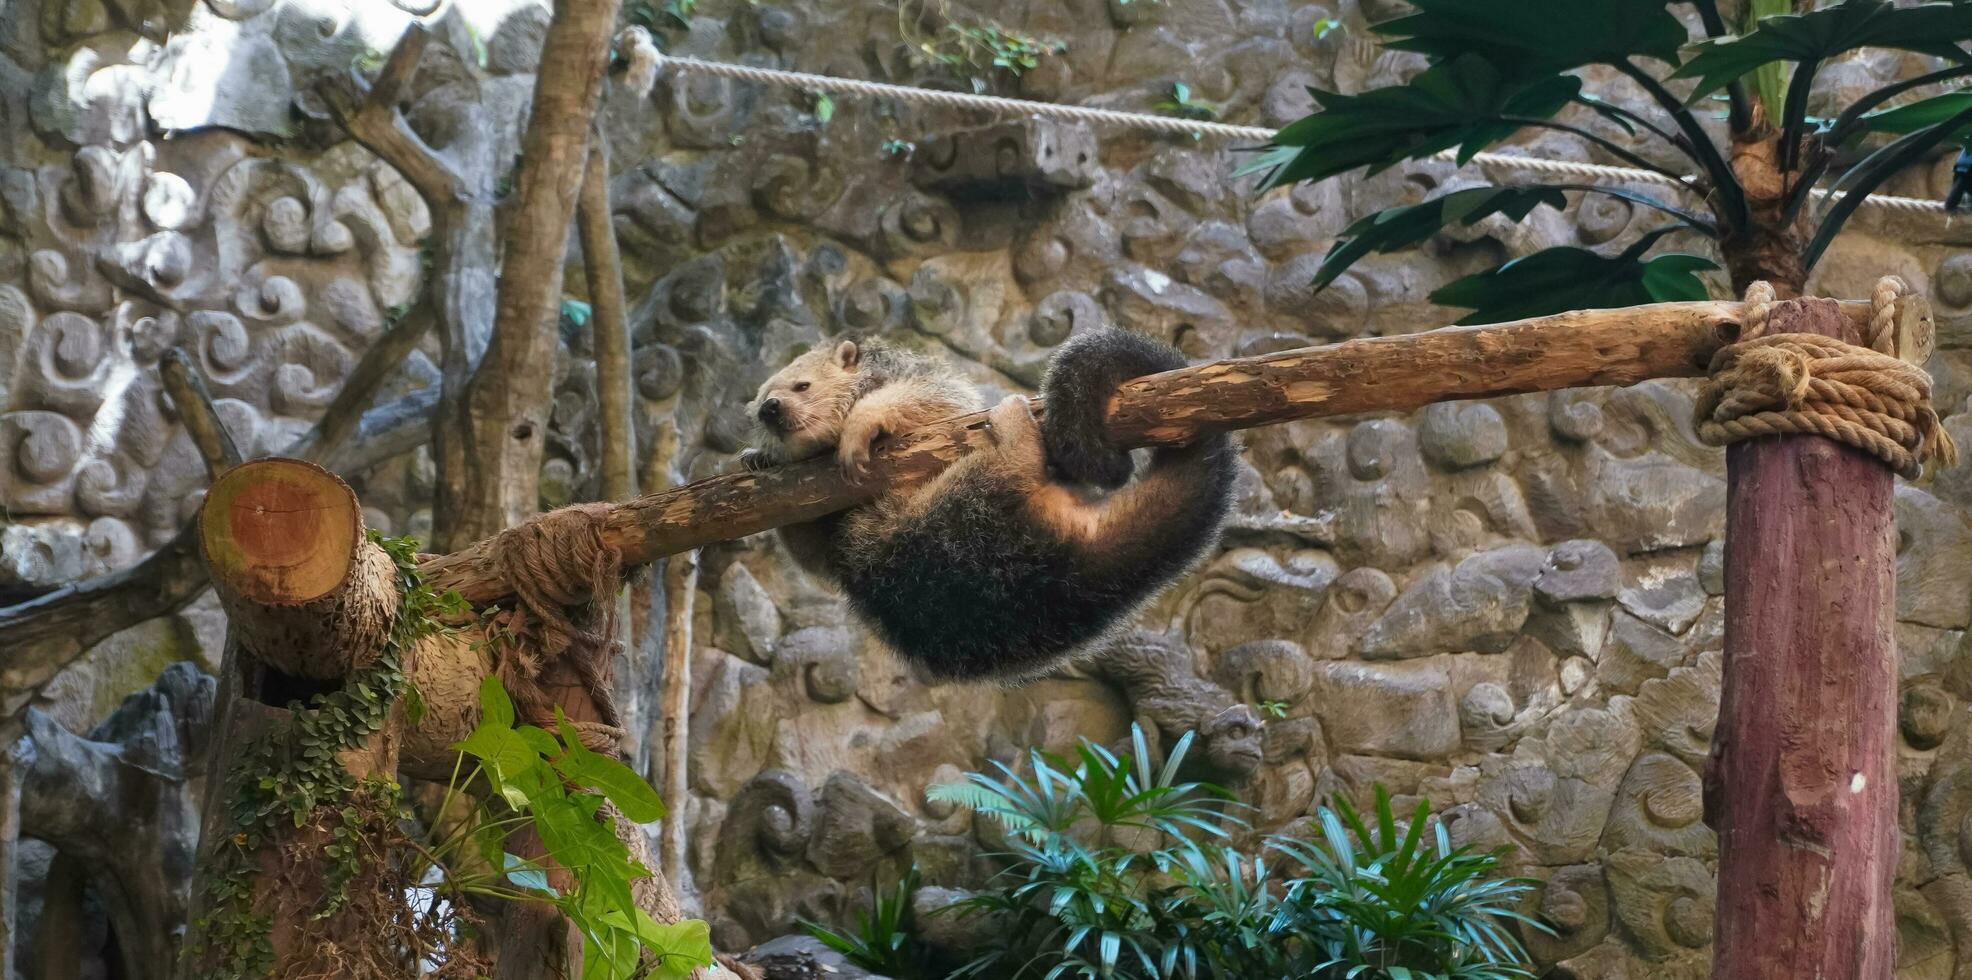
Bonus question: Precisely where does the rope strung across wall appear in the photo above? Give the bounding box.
[653,52,1958,219]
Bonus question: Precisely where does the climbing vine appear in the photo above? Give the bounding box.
[188,532,712,979]
[189,531,472,979]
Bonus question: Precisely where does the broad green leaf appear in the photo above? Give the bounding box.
[1238,55,1580,191]
[477,674,516,730]
[1376,0,1687,74]
[1310,186,1569,292]
[504,853,559,897]
[561,298,593,328]
[1676,1,1972,98]
[552,712,667,822]
[515,724,561,758]
[452,726,537,798]
[556,747,668,823]
[1430,243,1719,325]
[1856,91,1972,138]
[608,911,714,980]
[814,92,835,124]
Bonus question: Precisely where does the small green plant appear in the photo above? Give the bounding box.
[930,726,1238,979]
[801,865,930,978]
[881,138,917,158]
[1155,82,1219,122]
[1272,788,1546,979]
[813,91,837,124]
[898,0,1066,89]
[917,727,1540,979]
[421,676,715,980]
[1256,699,1291,720]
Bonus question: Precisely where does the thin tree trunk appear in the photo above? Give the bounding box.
[442,0,624,549]
[1724,132,1809,297]
[659,551,698,887]
[579,127,642,765]
[1706,296,1900,980]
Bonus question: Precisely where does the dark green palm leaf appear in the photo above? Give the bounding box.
[1430,232,1717,325]
[1237,55,1580,191]
[1375,0,1688,73]
[1676,0,1972,99]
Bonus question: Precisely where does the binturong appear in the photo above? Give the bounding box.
[739,328,1236,682]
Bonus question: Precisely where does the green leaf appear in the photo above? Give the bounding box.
[615,912,714,980]
[561,298,593,328]
[1311,186,1568,291]
[504,853,560,897]
[1376,0,1687,75]
[1429,240,1718,325]
[1676,1,1972,99]
[477,674,516,730]
[1238,55,1580,191]
[453,727,537,790]
[1856,91,1972,138]
[553,716,668,823]
[814,92,835,124]
[515,724,561,758]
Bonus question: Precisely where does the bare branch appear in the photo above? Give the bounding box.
[159,349,243,478]
[287,299,435,462]
[319,23,465,206]
[441,0,622,550]
[579,131,638,503]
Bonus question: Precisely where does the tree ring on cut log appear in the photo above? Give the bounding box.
[202,459,360,605]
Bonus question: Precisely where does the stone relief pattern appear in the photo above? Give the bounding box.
[10,0,1972,977]
[0,0,434,591]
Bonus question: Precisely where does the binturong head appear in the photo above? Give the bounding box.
[746,340,865,460]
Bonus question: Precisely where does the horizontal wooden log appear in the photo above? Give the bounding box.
[421,298,1877,604]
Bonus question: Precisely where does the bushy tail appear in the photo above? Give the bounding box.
[1041,329,1191,488]
[1038,328,1237,580]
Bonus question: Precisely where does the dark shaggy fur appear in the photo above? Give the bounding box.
[748,330,1237,682]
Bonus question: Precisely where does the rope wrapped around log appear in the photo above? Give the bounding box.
[474,502,626,752]
[1694,277,1958,479]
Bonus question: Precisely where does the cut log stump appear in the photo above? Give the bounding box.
[199,458,398,680]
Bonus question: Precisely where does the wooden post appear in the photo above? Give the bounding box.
[1707,296,1900,979]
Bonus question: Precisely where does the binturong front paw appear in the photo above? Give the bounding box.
[837,423,881,484]
[737,447,778,473]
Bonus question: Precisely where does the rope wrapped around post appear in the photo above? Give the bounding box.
[1694,277,1958,479]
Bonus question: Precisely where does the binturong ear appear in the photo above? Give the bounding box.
[833,340,860,370]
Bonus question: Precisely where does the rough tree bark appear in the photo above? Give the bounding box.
[1706,297,1904,979]
[444,0,623,550]
[1725,127,1810,297]
[179,463,409,977]
[0,743,19,980]
[319,21,499,555]
[419,298,1885,603]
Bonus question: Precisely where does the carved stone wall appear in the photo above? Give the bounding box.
[8,0,1972,977]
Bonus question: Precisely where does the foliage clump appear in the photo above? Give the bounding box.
[191,533,712,979]
[809,726,1542,980]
